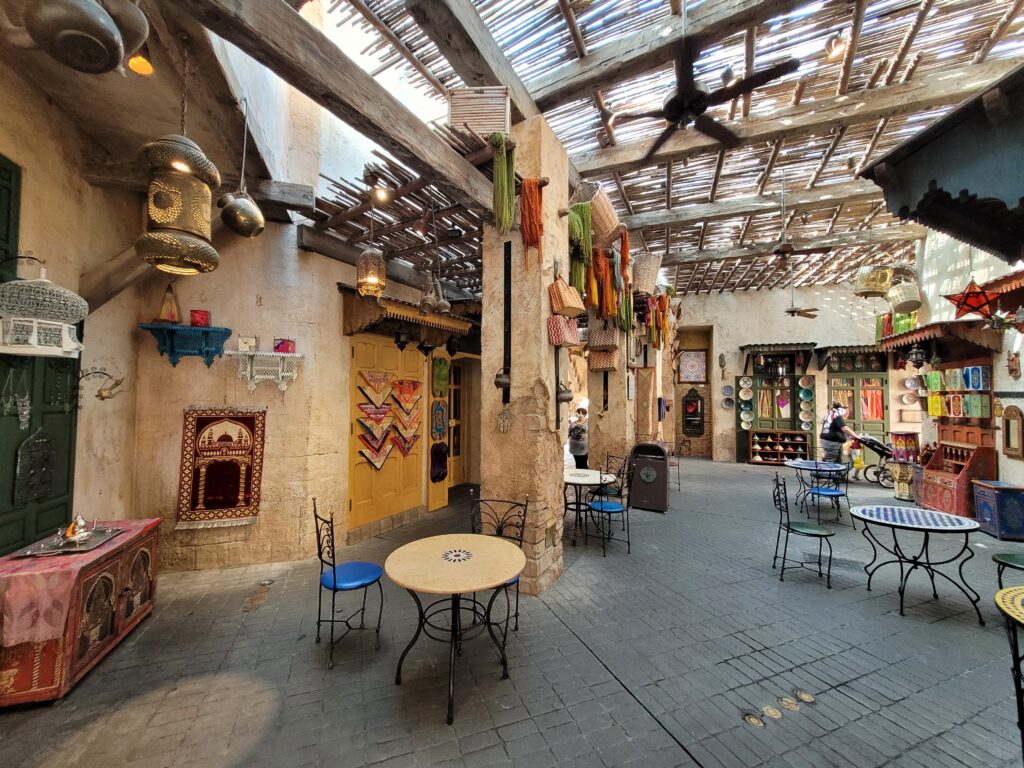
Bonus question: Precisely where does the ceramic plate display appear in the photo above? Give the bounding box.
[917,387,928,397]
[901,392,919,405]
[798,376,813,388]
[741,420,752,430]
[739,388,754,400]
[722,397,735,408]
[800,399,813,412]
[799,388,814,401]
[739,376,753,388]
[740,409,754,421]
[722,385,735,397]
[904,376,922,390]
[801,421,813,431]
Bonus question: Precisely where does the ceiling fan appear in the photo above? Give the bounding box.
[772,171,832,258]
[610,38,800,163]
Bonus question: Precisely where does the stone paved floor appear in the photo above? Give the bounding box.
[2,459,1023,768]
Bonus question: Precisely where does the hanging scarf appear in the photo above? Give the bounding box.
[569,245,587,294]
[611,246,623,292]
[619,230,630,285]
[569,201,592,264]
[519,177,543,271]
[489,132,515,235]
[586,258,599,309]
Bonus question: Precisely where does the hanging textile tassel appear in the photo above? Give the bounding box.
[586,258,599,309]
[569,246,587,294]
[489,132,515,235]
[619,229,630,284]
[593,249,608,317]
[519,178,543,271]
[611,246,623,292]
[570,202,592,264]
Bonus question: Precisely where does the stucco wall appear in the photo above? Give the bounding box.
[0,49,143,521]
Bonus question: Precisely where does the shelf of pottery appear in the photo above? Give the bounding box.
[734,372,816,463]
[749,431,811,464]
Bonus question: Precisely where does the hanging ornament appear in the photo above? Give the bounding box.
[218,97,265,238]
[155,282,182,323]
[942,278,1000,319]
[906,343,928,368]
[357,192,386,298]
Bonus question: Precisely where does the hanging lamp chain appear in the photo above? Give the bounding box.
[180,45,190,136]
[239,96,250,193]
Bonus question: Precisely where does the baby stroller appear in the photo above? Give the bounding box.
[859,435,895,488]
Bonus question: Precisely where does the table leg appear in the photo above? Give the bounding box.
[485,585,510,680]
[395,589,424,686]
[447,593,460,724]
[1004,617,1024,758]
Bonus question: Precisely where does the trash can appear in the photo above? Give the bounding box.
[629,442,669,512]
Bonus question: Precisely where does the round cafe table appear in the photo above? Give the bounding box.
[994,587,1024,757]
[851,505,983,625]
[784,459,846,508]
[563,469,617,546]
[386,533,525,724]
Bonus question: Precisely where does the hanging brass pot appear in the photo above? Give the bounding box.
[218,192,265,238]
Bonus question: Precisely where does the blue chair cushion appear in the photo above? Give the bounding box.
[320,561,383,591]
[808,488,844,498]
[506,575,520,586]
[589,500,626,513]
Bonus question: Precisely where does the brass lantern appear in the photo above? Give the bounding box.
[357,246,386,298]
[135,134,222,275]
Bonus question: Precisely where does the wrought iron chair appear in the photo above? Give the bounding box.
[772,473,835,588]
[994,553,1024,589]
[802,461,854,528]
[313,498,384,669]
[470,491,528,633]
[603,454,630,512]
[586,464,632,556]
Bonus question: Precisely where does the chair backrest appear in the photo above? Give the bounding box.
[606,454,627,478]
[772,472,791,525]
[312,498,336,573]
[470,491,528,547]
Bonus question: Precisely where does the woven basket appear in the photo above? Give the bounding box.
[632,251,662,295]
[588,348,620,371]
[572,181,621,248]
[549,276,585,318]
[547,315,580,347]
[588,327,619,351]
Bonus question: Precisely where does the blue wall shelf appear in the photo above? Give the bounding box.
[138,323,232,367]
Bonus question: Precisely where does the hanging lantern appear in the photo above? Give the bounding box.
[943,278,1000,319]
[906,343,928,368]
[0,267,88,357]
[852,264,893,298]
[357,246,386,298]
[135,134,222,275]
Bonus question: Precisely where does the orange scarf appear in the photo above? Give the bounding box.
[519,178,543,271]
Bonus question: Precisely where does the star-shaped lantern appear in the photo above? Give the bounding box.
[942,279,1001,319]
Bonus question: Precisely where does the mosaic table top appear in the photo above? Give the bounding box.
[784,460,846,472]
[851,505,980,532]
[995,587,1024,626]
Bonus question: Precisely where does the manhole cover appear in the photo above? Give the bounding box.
[794,689,816,703]
[761,704,783,719]
[778,696,800,712]
[742,712,765,728]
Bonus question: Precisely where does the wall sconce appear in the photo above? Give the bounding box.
[445,335,459,356]
[394,329,409,351]
[78,369,125,401]
[416,339,435,357]
[906,343,927,368]
[493,367,511,390]
[128,43,154,76]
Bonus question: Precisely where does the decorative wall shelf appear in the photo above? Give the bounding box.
[138,323,232,367]
[224,351,303,392]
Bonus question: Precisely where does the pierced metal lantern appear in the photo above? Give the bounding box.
[0,269,89,324]
[357,246,386,297]
[135,134,222,275]
[852,264,893,298]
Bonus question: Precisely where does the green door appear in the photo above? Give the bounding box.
[0,154,79,555]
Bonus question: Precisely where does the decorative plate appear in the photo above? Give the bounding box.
[722,385,735,396]
[739,388,754,400]
[900,392,919,405]
[800,400,813,412]
[722,397,735,409]
[798,376,813,388]
[799,388,814,401]
[904,376,922,390]
[741,420,752,430]
[739,376,753,388]
[801,421,813,431]
[740,409,753,421]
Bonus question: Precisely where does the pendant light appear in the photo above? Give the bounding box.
[357,193,386,298]
[218,97,265,238]
[432,209,451,315]
[135,44,221,275]
[418,206,438,314]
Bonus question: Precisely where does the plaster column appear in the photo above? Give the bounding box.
[480,116,567,595]
[587,342,635,469]
[661,339,676,445]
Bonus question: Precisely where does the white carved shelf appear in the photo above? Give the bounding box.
[224,351,303,393]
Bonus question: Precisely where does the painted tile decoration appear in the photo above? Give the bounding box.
[357,416,393,442]
[358,384,393,408]
[392,379,423,414]
[679,350,707,383]
[393,406,422,434]
[357,430,391,454]
[853,505,979,530]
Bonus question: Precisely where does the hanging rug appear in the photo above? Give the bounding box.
[357,403,392,424]
[391,433,420,457]
[360,442,394,470]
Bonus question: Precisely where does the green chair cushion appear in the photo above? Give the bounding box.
[993,553,1024,570]
[786,522,835,537]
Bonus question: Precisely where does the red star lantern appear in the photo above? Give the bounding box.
[942,279,1001,319]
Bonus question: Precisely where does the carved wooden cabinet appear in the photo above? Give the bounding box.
[0,519,159,707]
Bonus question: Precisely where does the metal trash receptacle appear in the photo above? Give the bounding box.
[629,442,669,512]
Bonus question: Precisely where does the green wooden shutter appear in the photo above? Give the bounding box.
[0,154,20,282]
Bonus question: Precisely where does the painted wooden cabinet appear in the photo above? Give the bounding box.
[921,443,996,518]
[973,481,1024,541]
[0,519,159,707]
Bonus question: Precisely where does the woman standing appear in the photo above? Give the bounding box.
[568,407,589,469]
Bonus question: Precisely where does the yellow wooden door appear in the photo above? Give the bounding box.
[427,350,451,512]
[448,362,466,486]
[349,334,425,529]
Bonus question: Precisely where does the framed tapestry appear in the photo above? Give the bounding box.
[679,350,707,383]
[176,407,266,529]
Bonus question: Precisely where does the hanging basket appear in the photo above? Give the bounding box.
[588,348,620,371]
[853,264,893,298]
[632,251,662,296]
[547,315,580,347]
[588,327,620,351]
[548,275,585,318]
[572,181,621,249]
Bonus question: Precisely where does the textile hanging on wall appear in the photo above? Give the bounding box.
[357,416,393,443]
[391,433,420,457]
[360,441,394,470]
[432,358,450,397]
[392,379,422,414]
[392,406,422,434]
[358,430,391,454]
[358,383,393,408]
[177,407,266,529]
[357,403,392,424]
[430,442,449,483]
[679,351,707,383]
[360,369,392,395]
[431,400,448,441]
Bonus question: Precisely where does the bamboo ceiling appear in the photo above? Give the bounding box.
[324,0,1024,295]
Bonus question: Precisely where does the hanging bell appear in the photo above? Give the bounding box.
[418,274,437,314]
[218,191,265,238]
[434,275,451,314]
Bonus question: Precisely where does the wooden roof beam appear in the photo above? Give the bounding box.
[528,0,808,112]
[571,57,1022,175]
[178,0,492,212]
[622,179,881,232]
[663,223,925,266]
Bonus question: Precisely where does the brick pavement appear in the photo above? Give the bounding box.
[1,459,1022,767]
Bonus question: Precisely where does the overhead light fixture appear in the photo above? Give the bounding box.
[825,31,847,61]
[128,44,154,76]
[363,170,393,205]
[357,194,386,298]
[413,212,430,237]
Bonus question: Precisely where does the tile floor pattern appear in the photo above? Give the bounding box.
[2,460,1023,767]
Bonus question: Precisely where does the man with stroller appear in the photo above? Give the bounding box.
[819,402,862,464]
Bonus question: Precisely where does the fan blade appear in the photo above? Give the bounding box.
[693,114,740,149]
[675,38,697,96]
[705,58,801,106]
[641,123,679,163]
[797,310,819,319]
[613,109,667,123]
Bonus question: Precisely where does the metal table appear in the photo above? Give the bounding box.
[784,459,846,508]
[851,505,983,625]
[995,587,1024,759]
[563,469,616,546]
[385,533,525,724]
